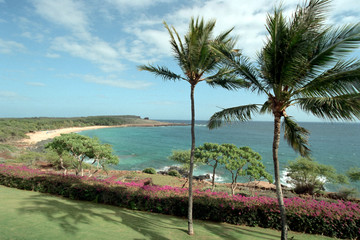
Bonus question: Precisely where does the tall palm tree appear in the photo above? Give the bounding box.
[138,17,245,235]
[208,1,360,239]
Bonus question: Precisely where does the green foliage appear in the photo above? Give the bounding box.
[142,168,157,175]
[347,167,360,182]
[168,150,203,170]
[168,170,181,178]
[0,144,18,153]
[45,133,119,176]
[15,151,47,166]
[195,143,224,190]
[286,157,348,195]
[220,144,272,195]
[336,187,359,200]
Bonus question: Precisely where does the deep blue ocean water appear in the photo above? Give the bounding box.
[80,121,360,191]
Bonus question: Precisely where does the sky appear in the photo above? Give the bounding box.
[0,0,360,121]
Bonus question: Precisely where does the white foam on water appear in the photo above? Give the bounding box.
[156,166,171,172]
[280,169,294,188]
[209,173,225,183]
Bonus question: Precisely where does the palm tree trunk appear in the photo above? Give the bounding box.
[273,114,288,240]
[188,84,196,235]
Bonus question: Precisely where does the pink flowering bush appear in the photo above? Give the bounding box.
[0,164,359,239]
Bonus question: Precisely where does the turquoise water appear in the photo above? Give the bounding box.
[80,121,360,191]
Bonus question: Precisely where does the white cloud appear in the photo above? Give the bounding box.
[82,74,153,89]
[26,82,45,87]
[45,52,60,58]
[0,38,25,54]
[106,0,171,11]
[21,31,44,42]
[116,28,171,63]
[51,36,125,72]
[32,0,90,39]
[32,0,126,72]
[116,0,360,63]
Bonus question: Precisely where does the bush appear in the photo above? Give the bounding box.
[142,168,157,174]
[168,170,181,177]
[336,187,358,200]
[286,157,348,195]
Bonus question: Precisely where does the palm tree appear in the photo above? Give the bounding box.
[138,17,245,235]
[208,1,360,239]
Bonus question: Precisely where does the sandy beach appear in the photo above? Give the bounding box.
[20,122,186,145]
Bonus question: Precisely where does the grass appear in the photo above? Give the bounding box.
[0,185,333,240]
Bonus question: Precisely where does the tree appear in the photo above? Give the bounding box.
[347,167,360,182]
[169,150,203,170]
[219,144,272,195]
[89,143,119,177]
[287,157,348,195]
[46,133,119,176]
[194,143,226,191]
[208,1,360,239]
[138,17,244,235]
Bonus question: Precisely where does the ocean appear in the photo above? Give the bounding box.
[80,121,360,191]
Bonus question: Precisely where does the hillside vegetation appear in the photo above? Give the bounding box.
[0,115,149,142]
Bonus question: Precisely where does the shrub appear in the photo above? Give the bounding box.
[336,187,358,200]
[286,157,348,195]
[168,170,181,177]
[142,168,157,174]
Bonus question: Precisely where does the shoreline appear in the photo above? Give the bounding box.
[19,122,187,146]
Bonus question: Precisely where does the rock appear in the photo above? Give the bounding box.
[193,174,210,181]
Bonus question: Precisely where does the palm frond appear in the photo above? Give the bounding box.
[163,21,187,71]
[297,94,360,121]
[282,116,310,157]
[310,23,360,68]
[298,59,360,97]
[261,6,289,88]
[138,64,184,81]
[260,0,332,91]
[259,100,272,114]
[205,67,250,90]
[208,104,261,129]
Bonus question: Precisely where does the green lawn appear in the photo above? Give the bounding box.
[0,185,332,240]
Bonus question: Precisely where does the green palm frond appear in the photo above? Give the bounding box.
[282,116,310,157]
[260,0,332,90]
[163,21,187,71]
[298,59,360,97]
[208,104,261,129]
[185,17,218,74]
[310,23,360,68]
[205,66,250,90]
[259,100,272,114]
[138,64,184,81]
[297,94,360,121]
[261,6,289,88]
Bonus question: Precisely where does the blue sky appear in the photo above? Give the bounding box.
[1,0,359,121]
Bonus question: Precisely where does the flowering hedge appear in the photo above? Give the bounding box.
[0,164,359,239]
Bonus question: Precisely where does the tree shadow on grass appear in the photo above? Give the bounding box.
[16,190,280,240]
[202,222,280,240]
[17,193,185,240]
